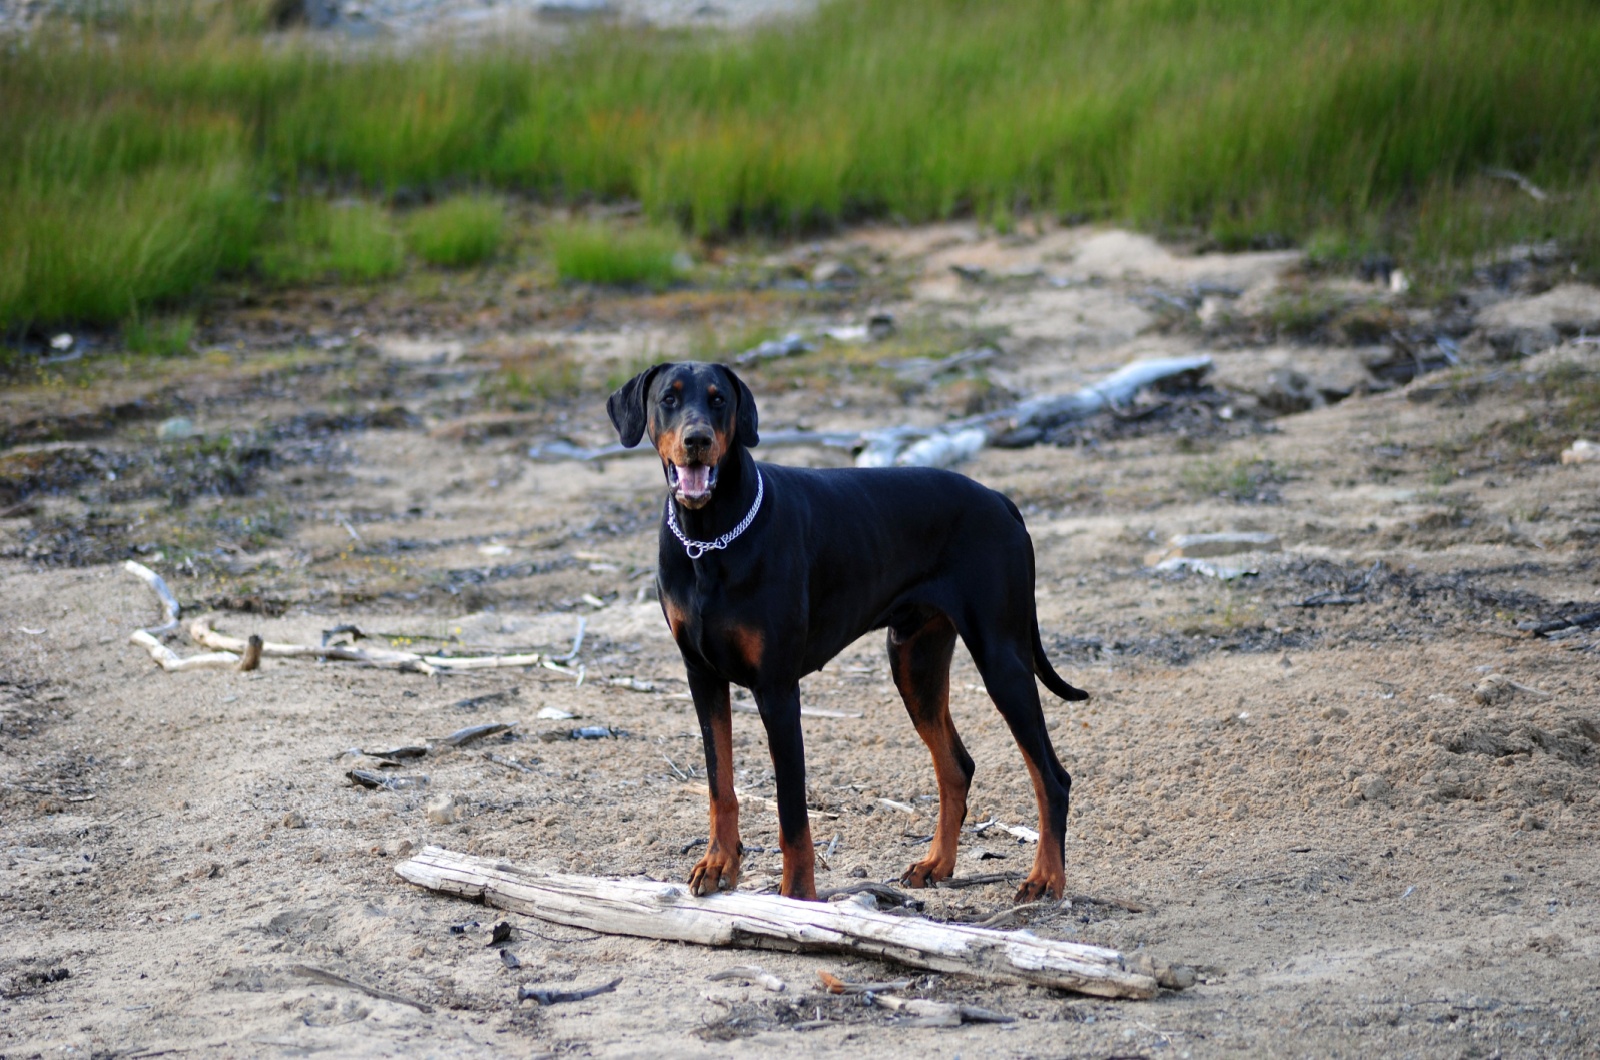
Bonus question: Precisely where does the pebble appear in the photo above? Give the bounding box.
[1158,964,1197,990]
[157,417,196,441]
[425,794,462,826]
[1473,674,1512,705]
[282,811,307,829]
[1352,774,1392,803]
[1561,439,1598,464]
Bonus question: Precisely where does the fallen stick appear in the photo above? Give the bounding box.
[817,970,915,995]
[859,354,1215,467]
[517,977,622,1005]
[869,992,1015,1026]
[395,847,1158,999]
[290,964,432,1013]
[129,631,241,673]
[188,616,559,677]
[124,560,181,635]
[525,354,1215,470]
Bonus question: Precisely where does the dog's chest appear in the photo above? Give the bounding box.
[659,575,769,679]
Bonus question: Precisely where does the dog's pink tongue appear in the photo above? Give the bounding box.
[678,464,710,496]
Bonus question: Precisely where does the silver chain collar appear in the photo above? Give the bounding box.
[666,468,764,560]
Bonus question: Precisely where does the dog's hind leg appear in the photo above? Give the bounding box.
[686,666,743,896]
[888,610,973,889]
[966,636,1072,902]
[753,682,817,900]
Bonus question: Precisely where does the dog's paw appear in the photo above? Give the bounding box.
[900,857,954,890]
[1013,871,1065,904]
[687,845,741,896]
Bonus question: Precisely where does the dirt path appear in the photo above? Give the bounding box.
[3,224,1599,1057]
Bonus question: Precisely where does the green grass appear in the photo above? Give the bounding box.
[406,194,506,267]
[124,314,198,357]
[545,220,685,288]
[5,0,1600,333]
[256,199,402,284]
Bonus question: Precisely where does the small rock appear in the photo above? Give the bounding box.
[1560,439,1598,465]
[1352,774,1392,802]
[1157,964,1197,990]
[157,417,196,441]
[810,260,856,286]
[50,333,74,351]
[867,313,896,341]
[425,795,462,826]
[1121,821,1151,838]
[1518,813,1545,832]
[282,811,307,829]
[1473,675,1513,705]
[1320,706,1349,721]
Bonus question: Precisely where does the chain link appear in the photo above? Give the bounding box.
[666,468,764,560]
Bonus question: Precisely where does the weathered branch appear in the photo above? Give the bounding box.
[124,560,180,635]
[129,630,241,672]
[526,354,1214,469]
[394,846,1158,999]
[188,615,555,677]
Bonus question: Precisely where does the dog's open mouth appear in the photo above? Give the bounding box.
[669,462,717,504]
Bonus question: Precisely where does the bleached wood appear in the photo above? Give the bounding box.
[395,846,1157,999]
[124,560,180,634]
[188,615,551,676]
[129,630,241,672]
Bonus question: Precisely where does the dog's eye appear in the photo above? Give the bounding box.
[709,394,725,408]
[661,394,678,408]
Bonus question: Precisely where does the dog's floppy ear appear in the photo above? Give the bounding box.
[720,364,760,448]
[606,364,667,448]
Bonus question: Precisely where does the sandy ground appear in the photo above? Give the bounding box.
[3,223,1599,1057]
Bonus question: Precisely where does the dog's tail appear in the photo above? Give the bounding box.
[1032,618,1090,702]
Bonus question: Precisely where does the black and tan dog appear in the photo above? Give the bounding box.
[607,361,1088,902]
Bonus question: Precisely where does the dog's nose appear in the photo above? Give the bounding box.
[683,427,714,459]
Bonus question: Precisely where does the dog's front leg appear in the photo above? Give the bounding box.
[687,666,742,895]
[753,683,816,900]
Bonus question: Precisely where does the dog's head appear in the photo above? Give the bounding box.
[606,362,759,510]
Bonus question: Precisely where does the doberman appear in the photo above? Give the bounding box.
[607,361,1089,903]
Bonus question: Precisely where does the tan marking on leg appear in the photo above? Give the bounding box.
[688,686,741,896]
[777,820,817,900]
[1015,753,1066,902]
[890,615,969,889]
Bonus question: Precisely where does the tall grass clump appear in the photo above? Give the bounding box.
[6,0,1600,333]
[124,313,199,357]
[406,194,507,267]
[257,199,402,284]
[545,221,684,289]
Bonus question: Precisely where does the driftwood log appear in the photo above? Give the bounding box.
[187,615,565,677]
[526,354,1213,470]
[129,630,242,673]
[395,846,1157,999]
